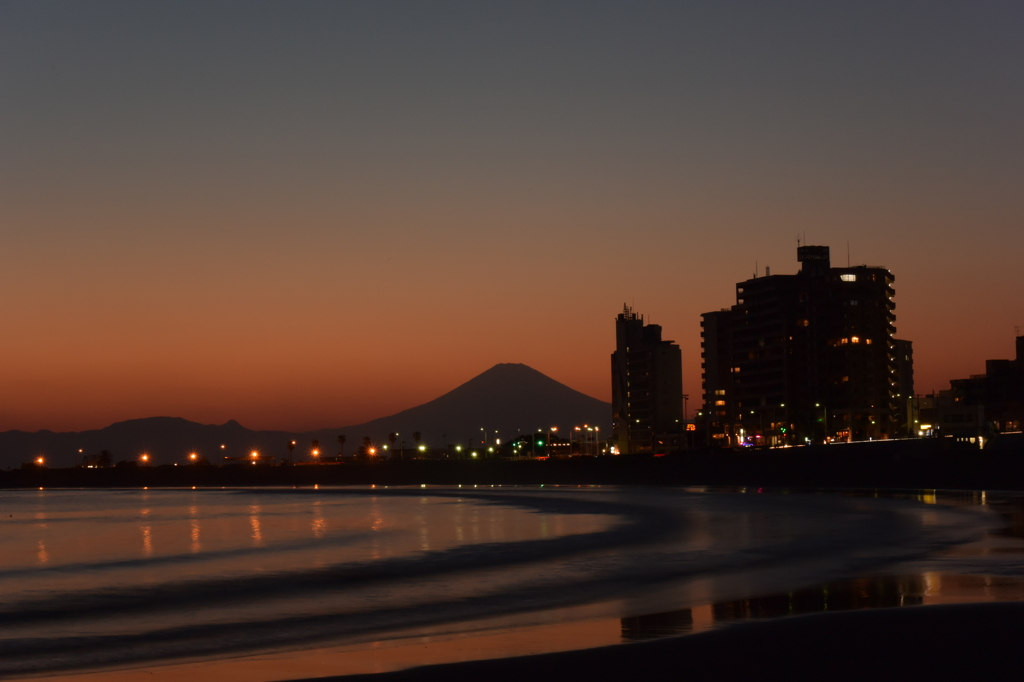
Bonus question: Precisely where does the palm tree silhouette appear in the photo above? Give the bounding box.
[287,440,295,463]
[337,434,346,458]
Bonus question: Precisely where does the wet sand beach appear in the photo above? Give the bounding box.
[307,601,1024,682]
[5,487,1023,681]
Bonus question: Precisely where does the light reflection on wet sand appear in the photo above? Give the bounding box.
[25,571,1024,682]
[248,504,263,545]
[189,505,201,553]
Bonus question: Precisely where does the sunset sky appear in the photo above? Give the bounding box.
[2,1,1022,432]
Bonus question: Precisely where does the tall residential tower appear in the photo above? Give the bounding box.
[699,245,911,445]
[611,305,683,454]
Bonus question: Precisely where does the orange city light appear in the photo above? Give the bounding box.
[35,456,44,465]
[367,447,377,456]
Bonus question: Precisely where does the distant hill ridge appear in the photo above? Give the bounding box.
[0,364,610,468]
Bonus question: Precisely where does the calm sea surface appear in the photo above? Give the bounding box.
[0,486,1020,680]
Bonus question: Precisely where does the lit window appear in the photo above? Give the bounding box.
[851,336,860,343]
[840,274,857,282]
[715,400,726,406]
[715,389,726,395]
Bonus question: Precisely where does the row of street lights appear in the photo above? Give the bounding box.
[38,425,608,468]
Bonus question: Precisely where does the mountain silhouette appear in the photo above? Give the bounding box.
[307,363,611,449]
[0,417,295,470]
[0,364,609,467]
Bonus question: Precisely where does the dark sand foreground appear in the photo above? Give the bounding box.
[294,602,1024,682]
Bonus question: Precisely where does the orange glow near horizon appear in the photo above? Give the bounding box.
[2,5,1022,433]
[5,242,1010,435]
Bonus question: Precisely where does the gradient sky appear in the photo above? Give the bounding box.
[2,1,1022,432]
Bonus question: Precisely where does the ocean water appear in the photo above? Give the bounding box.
[0,486,1007,679]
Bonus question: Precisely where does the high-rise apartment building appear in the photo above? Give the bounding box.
[699,245,910,445]
[893,339,916,437]
[611,305,683,454]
